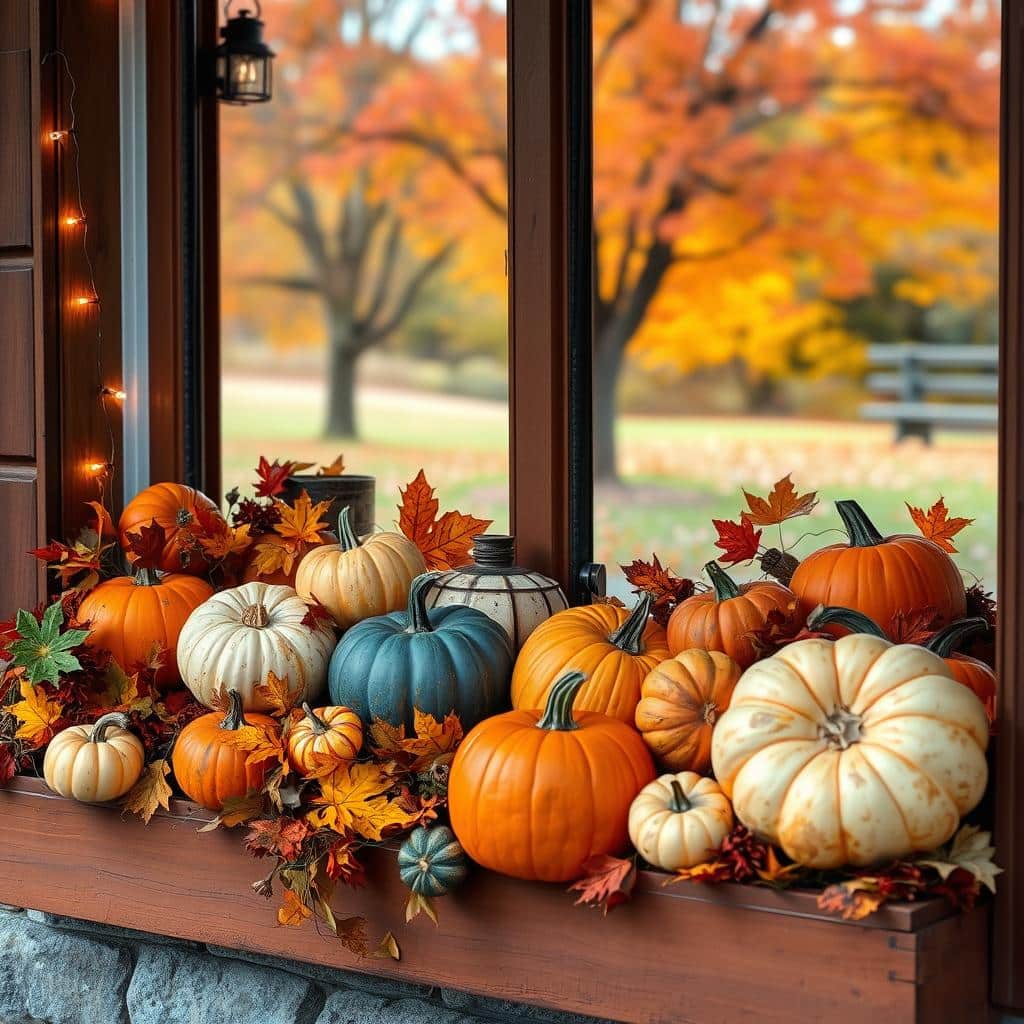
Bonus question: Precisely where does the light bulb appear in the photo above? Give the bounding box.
[48,130,69,142]
[85,461,109,476]
[102,386,127,402]
[73,295,98,307]
[62,215,84,227]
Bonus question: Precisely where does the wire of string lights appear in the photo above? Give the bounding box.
[43,48,125,504]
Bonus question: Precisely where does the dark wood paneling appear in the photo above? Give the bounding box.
[55,0,122,524]
[0,47,32,250]
[0,777,990,1024]
[0,268,35,457]
[0,471,40,617]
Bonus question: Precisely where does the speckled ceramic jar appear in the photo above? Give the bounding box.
[424,535,568,651]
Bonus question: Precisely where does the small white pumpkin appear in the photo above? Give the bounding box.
[711,633,989,869]
[177,581,336,711]
[43,713,145,803]
[628,771,734,871]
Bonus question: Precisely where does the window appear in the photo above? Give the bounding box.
[219,0,510,531]
[590,0,1000,599]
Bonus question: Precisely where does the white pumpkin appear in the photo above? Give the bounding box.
[628,771,734,871]
[711,634,989,869]
[177,581,336,711]
[43,713,145,803]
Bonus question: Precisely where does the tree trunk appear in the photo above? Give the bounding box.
[324,309,359,437]
[593,330,622,483]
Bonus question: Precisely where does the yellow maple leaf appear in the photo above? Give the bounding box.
[122,759,172,824]
[308,761,418,841]
[255,670,297,717]
[277,888,312,928]
[199,522,252,560]
[9,681,64,748]
[223,722,287,769]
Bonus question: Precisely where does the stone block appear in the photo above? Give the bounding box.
[439,988,608,1024]
[315,989,479,1024]
[127,944,323,1024]
[0,911,131,1024]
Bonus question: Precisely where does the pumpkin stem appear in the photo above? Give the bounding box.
[175,507,194,527]
[536,671,587,732]
[926,617,989,658]
[668,779,692,813]
[806,605,887,639]
[219,689,250,731]
[609,592,653,654]
[819,705,863,750]
[836,500,884,547]
[705,561,741,601]
[88,712,131,743]
[406,572,443,633]
[241,603,270,628]
[302,701,330,735]
[337,506,361,552]
[132,566,161,587]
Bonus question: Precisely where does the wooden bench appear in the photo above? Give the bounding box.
[860,343,998,442]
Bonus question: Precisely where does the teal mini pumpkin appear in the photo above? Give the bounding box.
[398,826,469,896]
[327,572,513,729]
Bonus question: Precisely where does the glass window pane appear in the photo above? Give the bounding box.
[220,0,509,531]
[592,0,999,601]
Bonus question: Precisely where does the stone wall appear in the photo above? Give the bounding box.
[0,907,599,1024]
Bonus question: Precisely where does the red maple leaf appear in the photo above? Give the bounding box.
[620,555,694,626]
[29,541,68,563]
[567,854,637,915]
[712,517,762,564]
[0,745,16,787]
[887,608,941,644]
[123,520,167,569]
[300,599,334,631]
[254,457,298,499]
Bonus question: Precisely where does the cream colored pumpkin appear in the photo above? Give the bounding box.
[43,713,144,803]
[177,581,336,711]
[295,506,427,630]
[628,772,734,871]
[711,634,989,869]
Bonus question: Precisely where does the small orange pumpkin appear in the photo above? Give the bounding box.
[634,650,741,773]
[789,499,966,632]
[77,568,214,687]
[667,562,795,668]
[286,703,363,775]
[449,670,656,882]
[171,689,279,811]
[809,605,996,725]
[119,481,224,575]
[510,593,670,723]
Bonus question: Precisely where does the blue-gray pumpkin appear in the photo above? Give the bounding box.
[397,825,468,897]
[327,572,513,729]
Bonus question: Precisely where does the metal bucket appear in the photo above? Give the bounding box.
[282,474,376,537]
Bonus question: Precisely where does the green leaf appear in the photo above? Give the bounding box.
[9,601,89,685]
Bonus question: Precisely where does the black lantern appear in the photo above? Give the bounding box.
[216,2,274,105]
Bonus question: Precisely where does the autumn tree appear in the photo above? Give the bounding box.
[356,0,998,480]
[220,1,462,438]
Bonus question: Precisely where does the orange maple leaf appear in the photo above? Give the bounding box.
[398,470,492,570]
[317,454,346,477]
[223,721,287,769]
[273,491,332,546]
[567,854,637,914]
[369,709,464,771]
[307,761,419,841]
[255,670,298,717]
[742,475,818,526]
[816,880,885,921]
[277,888,312,928]
[199,521,252,560]
[906,498,974,553]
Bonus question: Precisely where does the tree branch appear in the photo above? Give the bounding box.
[364,241,456,346]
[235,275,320,293]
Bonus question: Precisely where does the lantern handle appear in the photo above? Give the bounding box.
[224,0,262,19]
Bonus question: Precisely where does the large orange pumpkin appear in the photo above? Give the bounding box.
[119,482,224,575]
[171,689,279,811]
[634,650,741,773]
[77,568,213,687]
[789,499,966,631]
[510,593,670,723]
[449,670,656,882]
[809,605,996,725]
[666,562,795,668]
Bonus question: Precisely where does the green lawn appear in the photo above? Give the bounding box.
[222,373,998,597]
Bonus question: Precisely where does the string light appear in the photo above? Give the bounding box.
[44,48,117,504]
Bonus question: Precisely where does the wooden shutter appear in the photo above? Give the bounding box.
[0,0,53,619]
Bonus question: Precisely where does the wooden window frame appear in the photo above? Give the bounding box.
[4,0,1023,1018]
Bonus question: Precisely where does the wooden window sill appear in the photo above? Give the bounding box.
[0,776,991,1023]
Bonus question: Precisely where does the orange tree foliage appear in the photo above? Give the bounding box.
[224,0,999,477]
